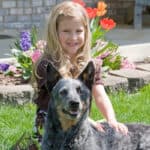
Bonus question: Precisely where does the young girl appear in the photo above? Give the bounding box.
[32,1,128,142]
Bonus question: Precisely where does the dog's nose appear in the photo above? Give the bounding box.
[69,101,79,109]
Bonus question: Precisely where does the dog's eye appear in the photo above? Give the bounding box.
[59,88,68,96]
[76,86,81,94]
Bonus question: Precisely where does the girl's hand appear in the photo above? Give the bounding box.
[88,118,128,135]
[94,122,105,132]
[88,118,105,132]
[108,120,128,135]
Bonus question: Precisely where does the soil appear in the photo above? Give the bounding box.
[0,73,28,85]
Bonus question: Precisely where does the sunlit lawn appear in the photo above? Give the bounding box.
[91,84,150,124]
[0,84,150,149]
[0,103,36,149]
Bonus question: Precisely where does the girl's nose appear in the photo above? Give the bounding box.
[70,32,77,39]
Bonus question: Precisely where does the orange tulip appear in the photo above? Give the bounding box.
[97,9,107,17]
[97,1,107,17]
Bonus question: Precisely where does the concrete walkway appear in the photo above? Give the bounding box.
[106,27,150,62]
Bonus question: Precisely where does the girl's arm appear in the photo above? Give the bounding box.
[92,84,116,123]
[92,84,128,135]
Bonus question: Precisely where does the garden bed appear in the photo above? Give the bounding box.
[0,73,26,85]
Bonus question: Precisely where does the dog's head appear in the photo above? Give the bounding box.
[46,61,95,131]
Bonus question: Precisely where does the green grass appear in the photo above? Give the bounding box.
[0,103,36,149]
[0,84,150,149]
[90,84,150,124]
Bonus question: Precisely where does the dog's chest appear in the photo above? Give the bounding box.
[49,122,93,150]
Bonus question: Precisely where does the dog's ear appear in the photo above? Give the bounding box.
[78,61,95,90]
[46,62,61,91]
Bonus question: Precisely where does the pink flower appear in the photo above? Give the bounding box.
[31,50,42,63]
[121,58,136,69]
[99,51,111,59]
[8,65,21,74]
[36,40,46,50]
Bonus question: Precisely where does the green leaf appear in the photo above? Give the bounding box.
[22,70,32,80]
[14,39,22,50]
[4,70,14,76]
[92,41,118,58]
[102,55,122,70]
[31,26,38,47]
[91,24,107,48]
[90,18,95,30]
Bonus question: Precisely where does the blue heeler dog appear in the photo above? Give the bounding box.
[42,61,150,150]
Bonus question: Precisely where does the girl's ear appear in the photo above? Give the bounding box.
[46,62,62,91]
[78,61,95,90]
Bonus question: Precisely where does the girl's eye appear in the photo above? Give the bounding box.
[76,30,83,33]
[63,30,69,32]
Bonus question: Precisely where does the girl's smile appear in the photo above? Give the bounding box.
[58,16,85,58]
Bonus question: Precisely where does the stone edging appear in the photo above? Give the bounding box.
[0,84,34,105]
[106,67,150,92]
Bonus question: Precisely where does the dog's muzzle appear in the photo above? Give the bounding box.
[62,100,81,118]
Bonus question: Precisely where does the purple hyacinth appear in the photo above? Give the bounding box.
[0,63,10,72]
[20,31,32,51]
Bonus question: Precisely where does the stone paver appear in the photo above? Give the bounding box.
[103,74,128,92]
[136,63,150,72]
[0,85,34,105]
[109,68,150,78]
[109,68,150,92]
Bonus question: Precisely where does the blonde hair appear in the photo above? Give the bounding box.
[38,1,91,78]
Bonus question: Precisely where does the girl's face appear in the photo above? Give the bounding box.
[57,16,85,58]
